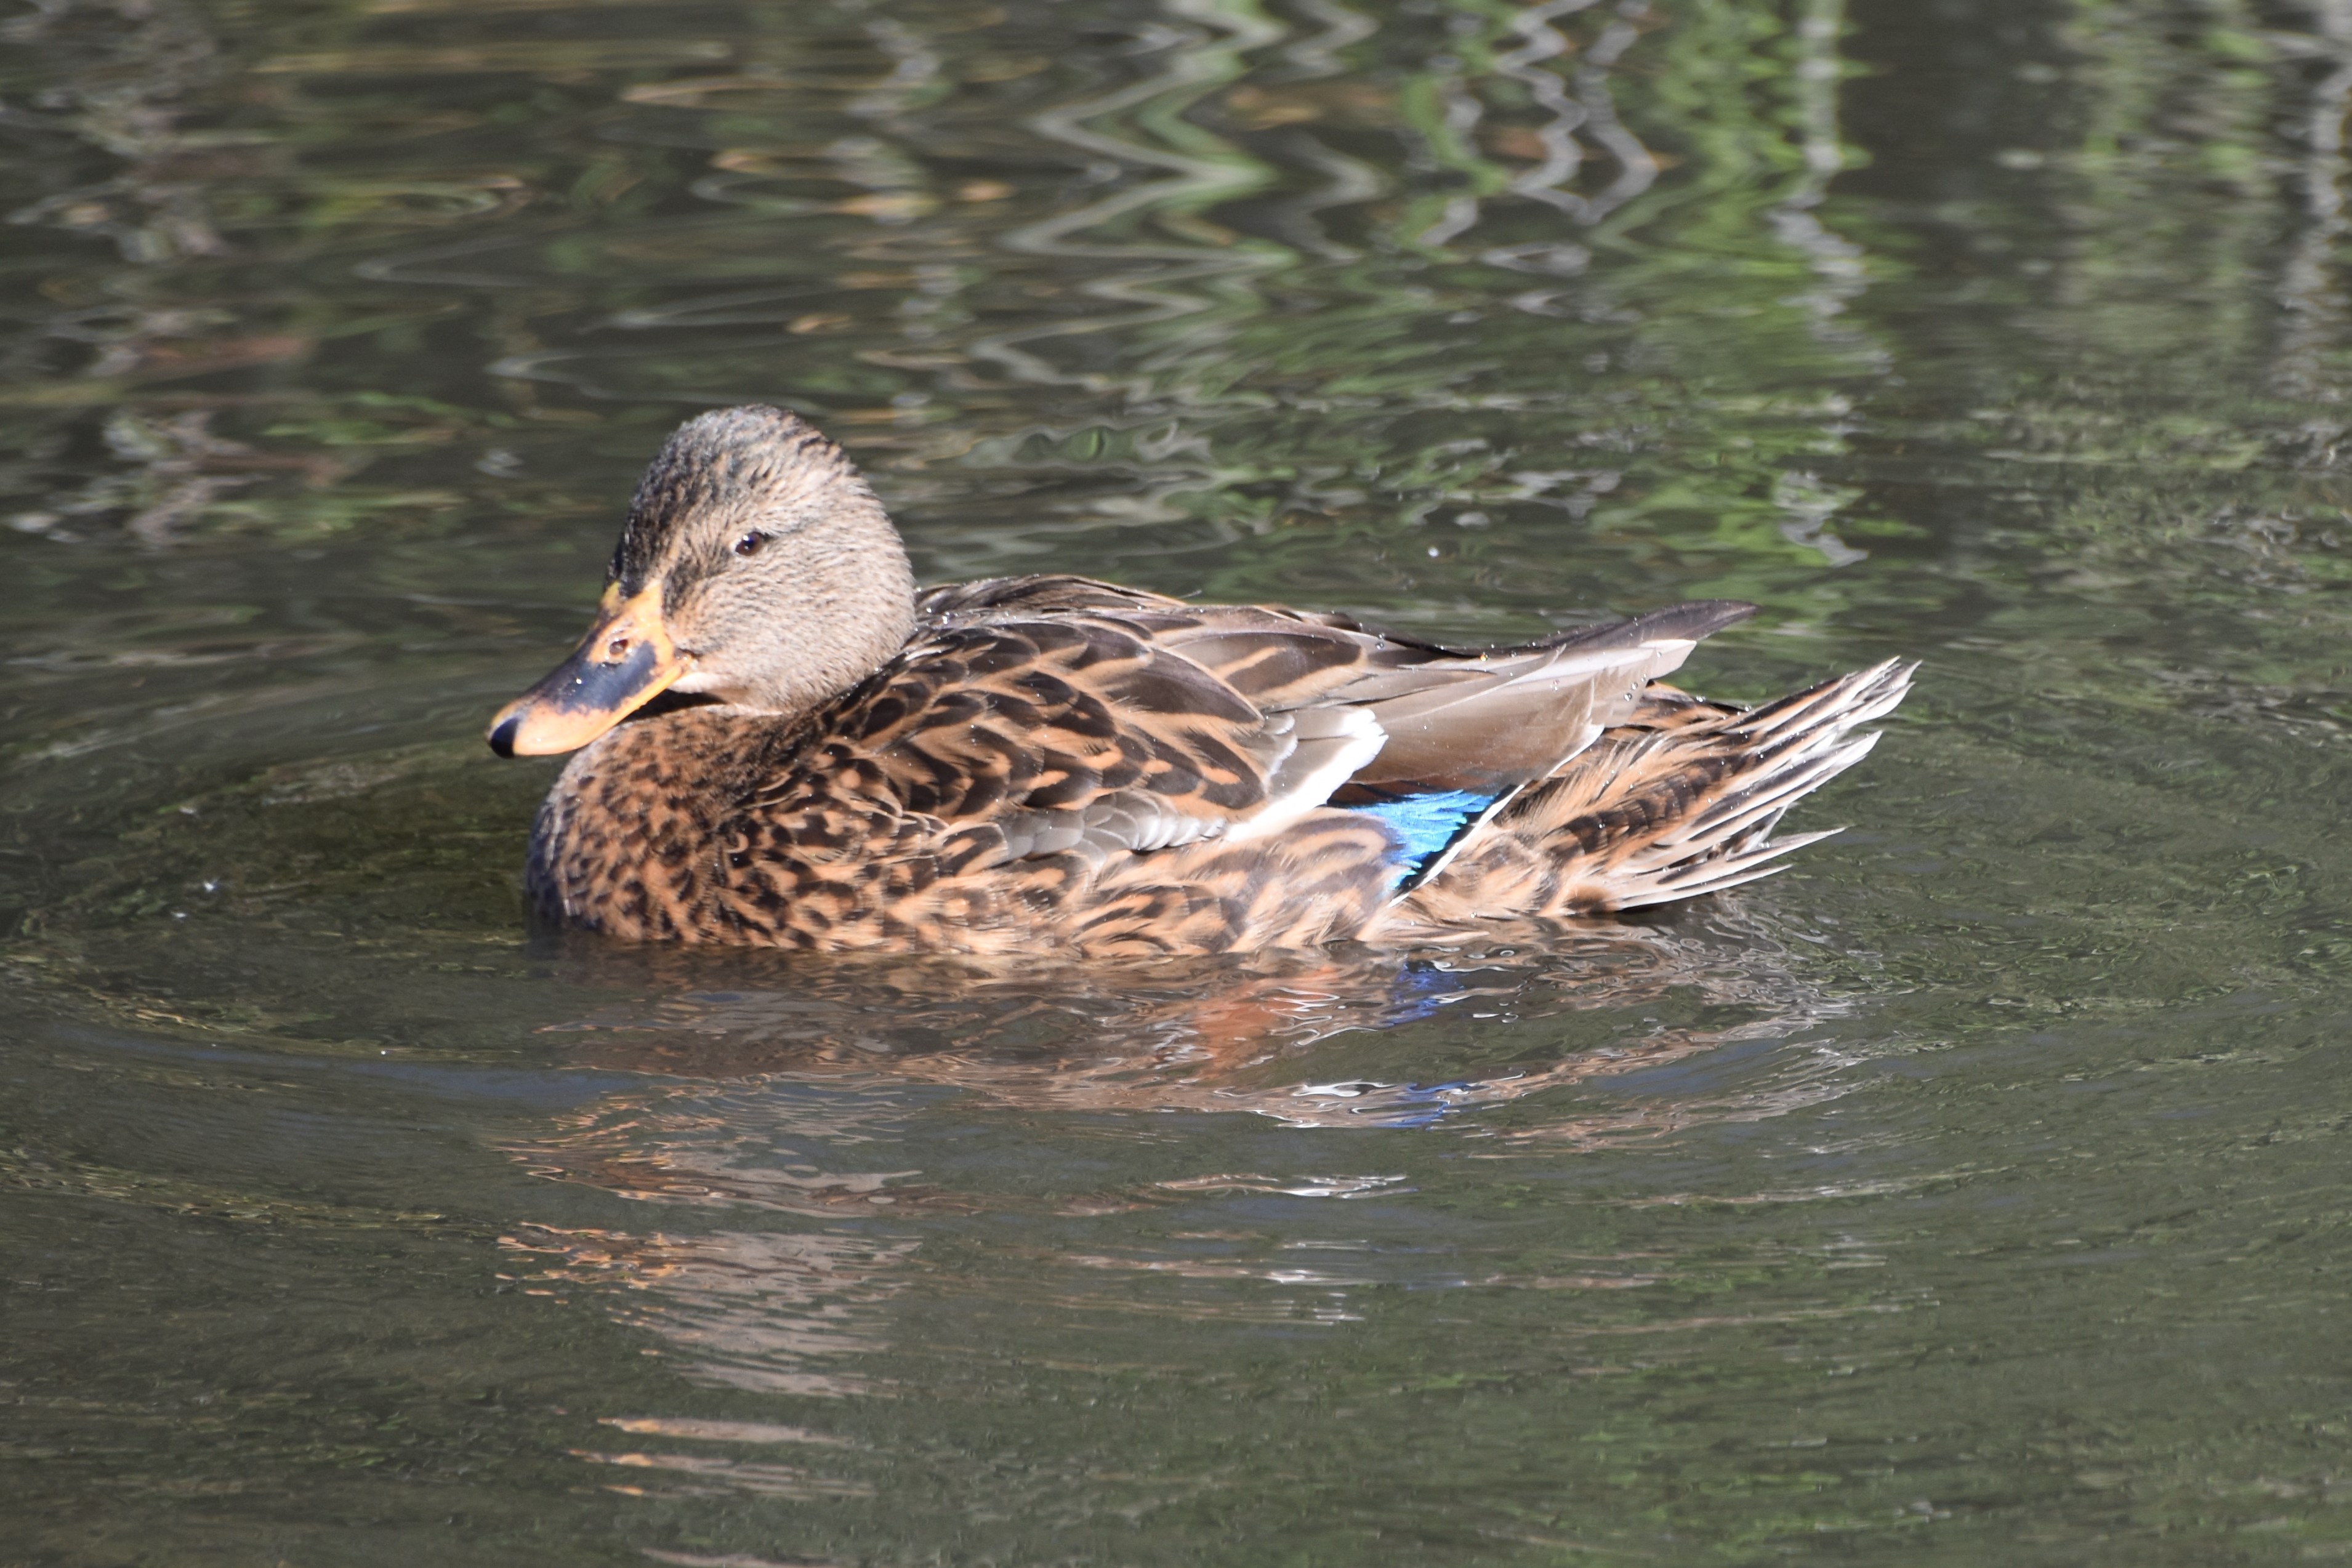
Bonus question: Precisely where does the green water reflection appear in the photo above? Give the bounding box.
[6,0,2352,1561]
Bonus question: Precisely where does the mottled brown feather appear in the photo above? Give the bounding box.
[509,408,1907,955]
[526,587,1907,954]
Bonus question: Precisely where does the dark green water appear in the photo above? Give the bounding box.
[7,0,2352,1561]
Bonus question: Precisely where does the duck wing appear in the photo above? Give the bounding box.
[800,578,1757,870]
[815,605,1384,867]
[1103,589,1757,795]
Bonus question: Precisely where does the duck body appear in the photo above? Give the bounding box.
[491,408,1912,955]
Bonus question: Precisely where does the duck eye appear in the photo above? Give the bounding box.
[732,531,767,558]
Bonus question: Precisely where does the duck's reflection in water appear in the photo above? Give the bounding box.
[525,906,1857,1130]
[497,909,1863,1500]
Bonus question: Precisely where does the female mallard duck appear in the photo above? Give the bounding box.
[488,406,1912,955]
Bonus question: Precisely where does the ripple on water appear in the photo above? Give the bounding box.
[9,0,2352,1560]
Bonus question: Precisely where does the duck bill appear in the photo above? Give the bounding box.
[486,584,690,757]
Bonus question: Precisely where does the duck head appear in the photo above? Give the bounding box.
[486,406,918,757]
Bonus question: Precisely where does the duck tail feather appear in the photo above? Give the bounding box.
[1531,599,1758,651]
[1605,827,1846,910]
[1401,657,1912,923]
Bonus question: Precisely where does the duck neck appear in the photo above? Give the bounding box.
[526,707,787,941]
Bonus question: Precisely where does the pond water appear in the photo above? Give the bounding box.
[7,0,2352,1562]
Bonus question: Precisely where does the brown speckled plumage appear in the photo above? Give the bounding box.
[494,407,1914,955]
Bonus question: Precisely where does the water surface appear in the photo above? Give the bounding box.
[7,0,2352,1562]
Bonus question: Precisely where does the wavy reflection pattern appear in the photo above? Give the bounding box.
[13,0,2352,726]
[0,0,1894,625]
[496,910,1869,1442]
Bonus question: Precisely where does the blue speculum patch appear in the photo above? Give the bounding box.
[1345,789,1499,888]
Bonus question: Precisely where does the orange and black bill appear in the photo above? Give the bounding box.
[486,584,689,757]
